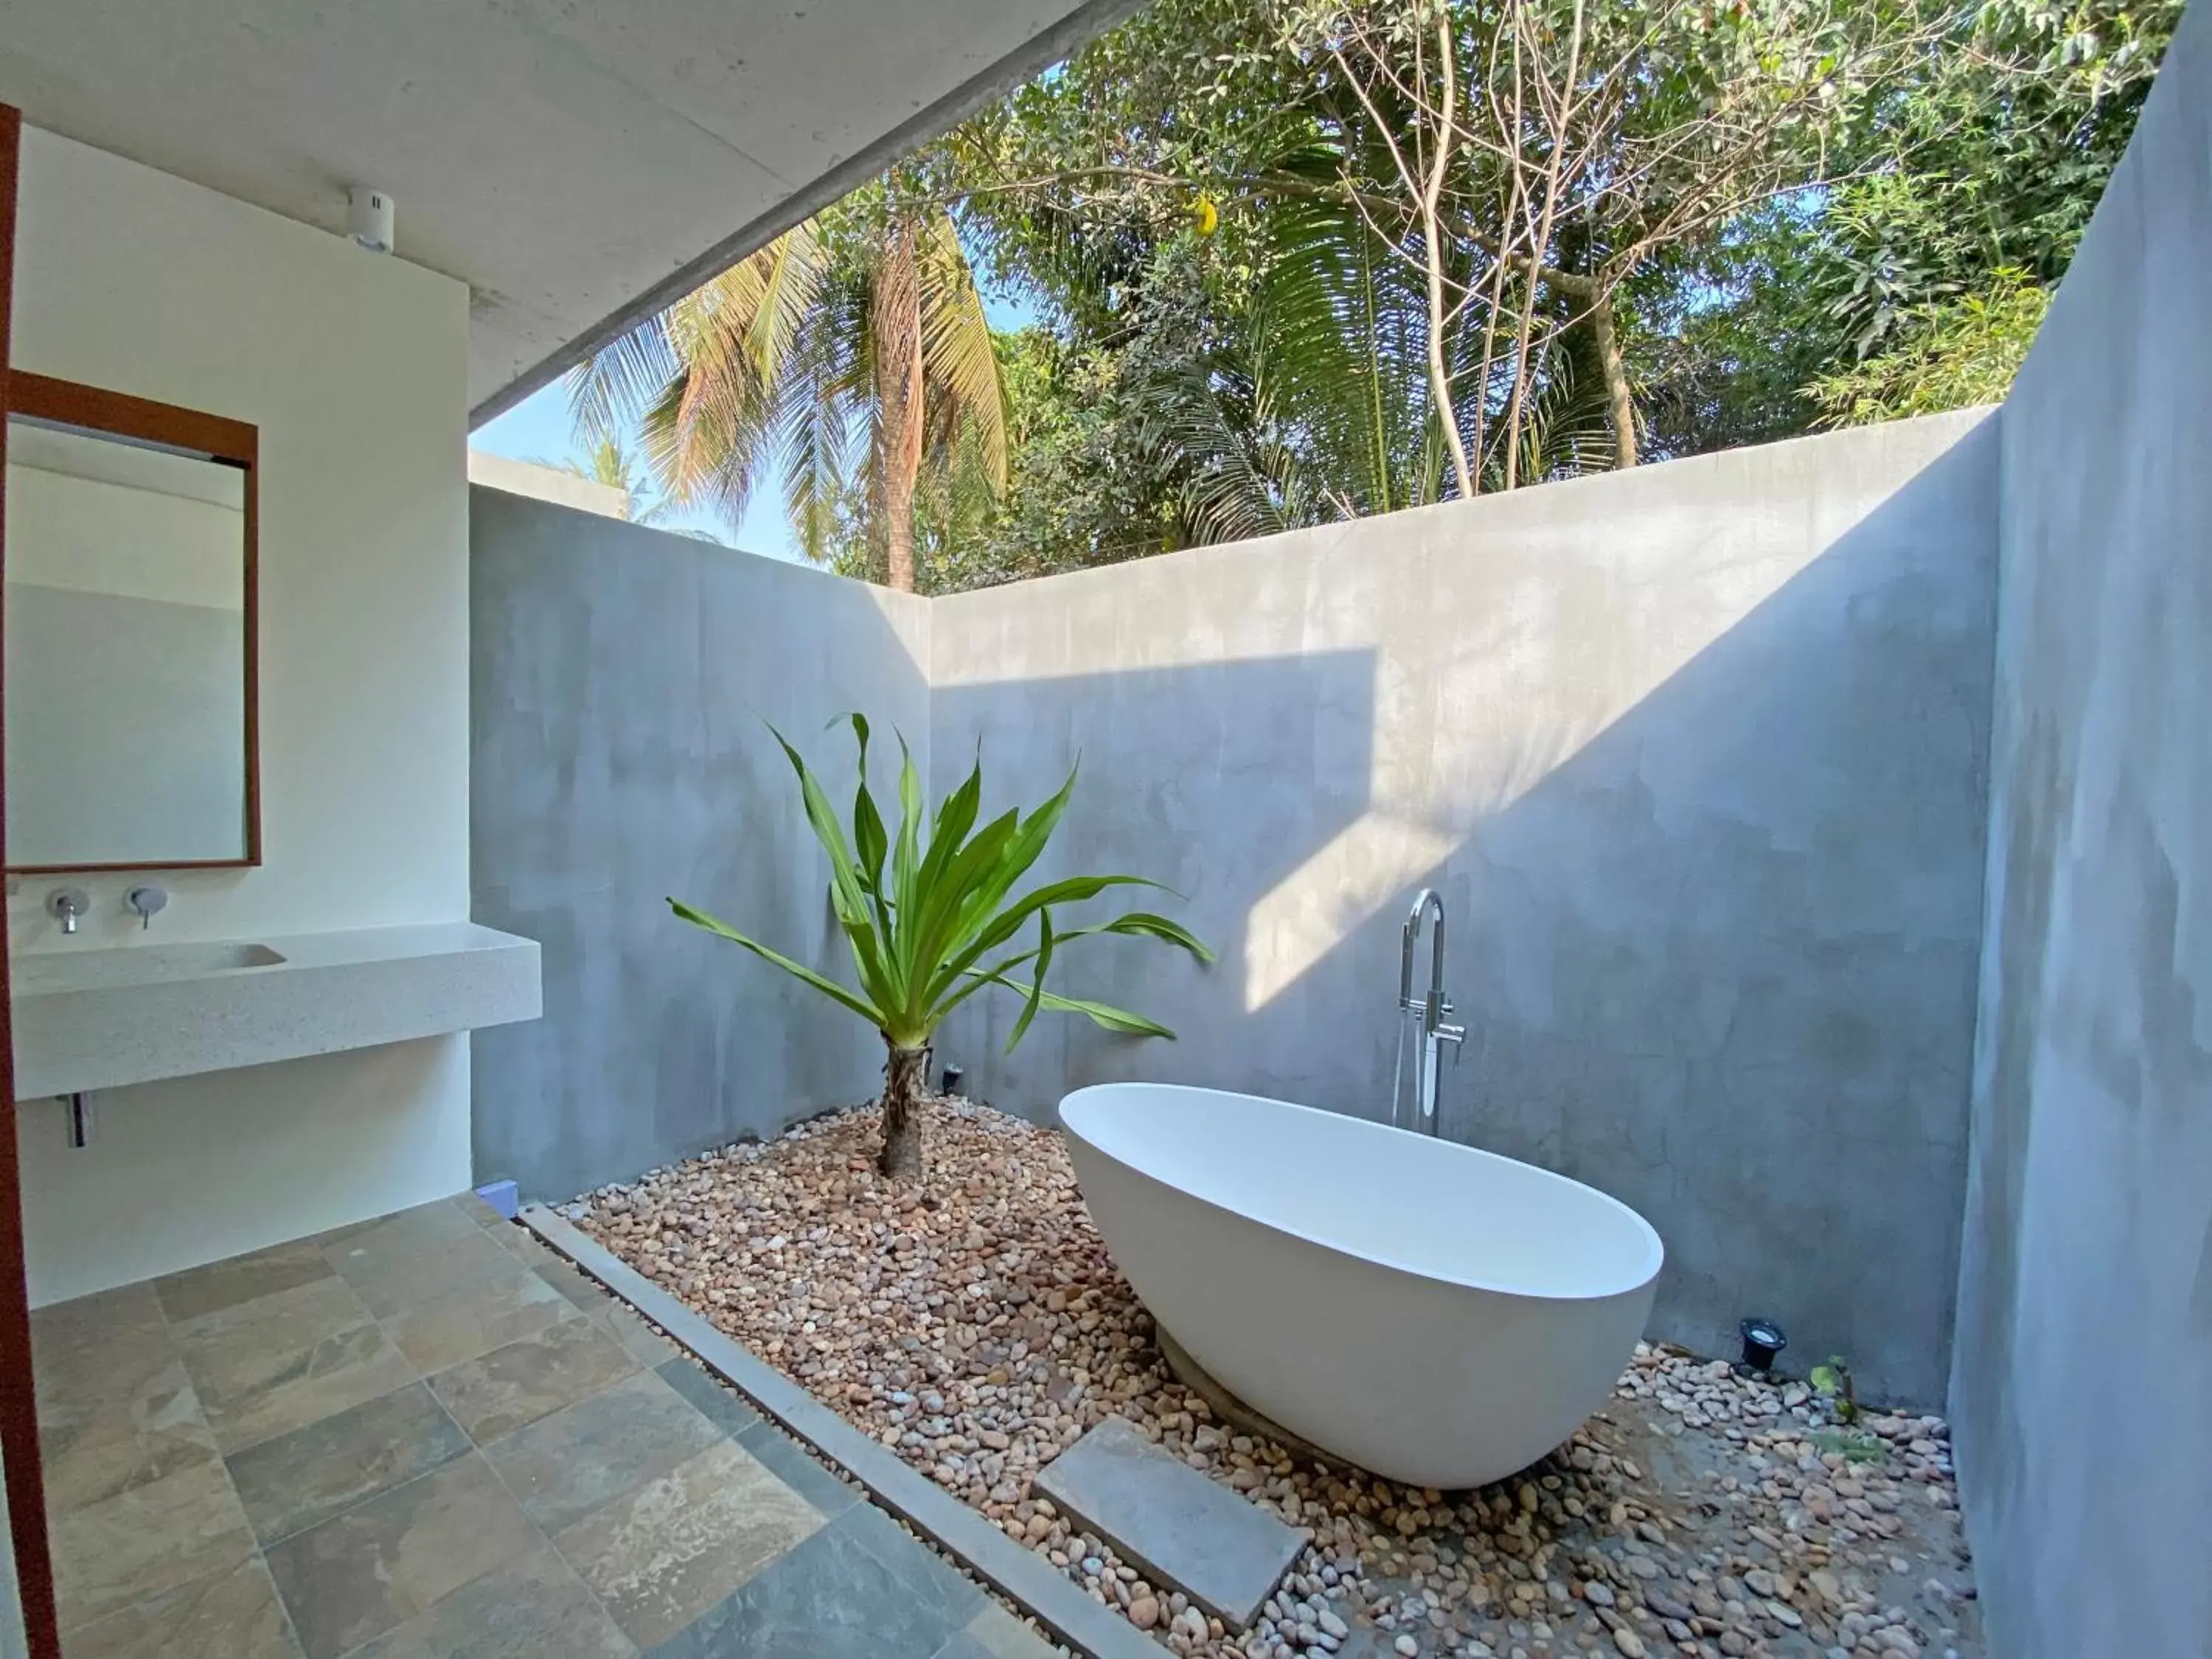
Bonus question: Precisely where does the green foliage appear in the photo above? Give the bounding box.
[669,715,1212,1051]
[570,189,1006,569]
[1660,0,2183,455]
[1807,1427,1889,1464]
[1809,269,2051,425]
[1809,1355,1859,1423]
[1806,1352,1887,1460]
[577,0,2180,585]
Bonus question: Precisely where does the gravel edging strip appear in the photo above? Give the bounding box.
[519,1203,1163,1659]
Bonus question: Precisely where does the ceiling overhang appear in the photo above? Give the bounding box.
[0,0,1141,423]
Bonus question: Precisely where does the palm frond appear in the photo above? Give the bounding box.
[917,210,1009,494]
[568,206,1007,574]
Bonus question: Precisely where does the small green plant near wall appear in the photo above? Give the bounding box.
[670,714,1211,1180]
[1809,1355,1858,1422]
[1807,1354,1887,1464]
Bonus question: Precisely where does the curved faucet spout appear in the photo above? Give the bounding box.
[1399,887,1446,1012]
[1394,888,1463,1135]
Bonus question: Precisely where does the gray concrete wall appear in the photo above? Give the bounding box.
[1949,4,2212,1652]
[928,413,1999,1408]
[469,486,933,1200]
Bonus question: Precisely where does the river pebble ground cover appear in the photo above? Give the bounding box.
[566,1099,1982,1659]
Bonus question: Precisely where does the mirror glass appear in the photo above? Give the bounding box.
[5,416,251,869]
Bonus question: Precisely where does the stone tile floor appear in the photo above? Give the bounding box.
[32,1193,1056,1659]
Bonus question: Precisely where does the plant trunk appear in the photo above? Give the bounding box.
[877,1042,929,1179]
[1589,292,1638,470]
[872,215,925,594]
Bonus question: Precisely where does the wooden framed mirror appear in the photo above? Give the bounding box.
[1,371,259,873]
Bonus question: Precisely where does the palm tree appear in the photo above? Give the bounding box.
[1123,187,1615,543]
[539,436,669,524]
[571,198,1006,591]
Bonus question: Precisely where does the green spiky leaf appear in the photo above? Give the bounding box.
[669,716,1208,1055]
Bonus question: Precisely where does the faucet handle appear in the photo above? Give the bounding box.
[126,886,169,931]
[1436,1020,1467,1051]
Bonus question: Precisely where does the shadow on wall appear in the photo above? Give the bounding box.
[931,420,1997,1408]
[937,645,1385,1094]
[469,489,933,1201]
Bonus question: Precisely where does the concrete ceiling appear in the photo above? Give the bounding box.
[0,0,1137,423]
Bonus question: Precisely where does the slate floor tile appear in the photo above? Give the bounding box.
[736,1418,860,1518]
[427,1318,638,1444]
[939,1602,1064,1659]
[330,1226,518,1321]
[595,1302,684,1367]
[226,1382,471,1544]
[653,1358,760,1439]
[262,1454,540,1659]
[381,1264,577,1374]
[555,1438,823,1649]
[532,1259,608,1311]
[154,1239,337,1324]
[38,1209,1064,1659]
[451,1193,512,1231]
[59,1555,301,1659]
[39,1359,219,1514]
[50,1452,257,1632]
[173,1278,414,1455]
[481,1368,722,1535]
[644,1501,978,1659]
[487,1225,560,1268]
[341,1537,636,1659]
[317,1200,482,1266]
[32,1285,175,1427]
[32,1281,164,1356]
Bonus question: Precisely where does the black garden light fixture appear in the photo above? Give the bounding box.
[1739,1317,1788,1374]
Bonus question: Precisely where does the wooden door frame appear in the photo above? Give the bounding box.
[0,100,65,1659]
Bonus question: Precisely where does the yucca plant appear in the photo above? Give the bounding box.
[670,715,1211,1178]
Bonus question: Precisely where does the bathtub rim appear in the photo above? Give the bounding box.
[1058,1080,1664,1305]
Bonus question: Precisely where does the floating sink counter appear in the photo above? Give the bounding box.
[11,922,541,1099]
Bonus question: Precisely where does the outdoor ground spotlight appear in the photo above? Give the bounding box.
[1739,1317,1788,1374]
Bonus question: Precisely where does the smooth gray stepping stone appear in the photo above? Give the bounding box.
[1033,1418,1306,1630]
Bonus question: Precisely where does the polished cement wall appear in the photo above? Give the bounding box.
[471,417,1998,1408]
[1947,2,2212,1651]
[927,413,1999,1408]
[469,488,931,1200]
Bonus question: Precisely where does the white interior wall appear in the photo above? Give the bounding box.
[6,128,474,1304]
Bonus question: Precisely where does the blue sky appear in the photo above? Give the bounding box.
[470,276,1040,565]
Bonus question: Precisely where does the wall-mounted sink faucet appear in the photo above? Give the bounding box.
[127,886,170,931]
[46,888,90,935]
[1391,887,1464,1135]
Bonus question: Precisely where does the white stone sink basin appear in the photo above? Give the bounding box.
[13,941,287,994]
[10,922,540,1098]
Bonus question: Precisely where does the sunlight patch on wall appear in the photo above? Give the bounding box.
[1244,810,1456,1012]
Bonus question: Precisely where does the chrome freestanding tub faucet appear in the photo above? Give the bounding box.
[1391,888,1464,1134]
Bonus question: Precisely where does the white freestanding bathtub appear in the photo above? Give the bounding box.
[1059,1082,1663,1489]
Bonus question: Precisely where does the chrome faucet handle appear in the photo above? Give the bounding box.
[46,888,90,935]
[1436,1020,1467,1051]
[126,886,169,931]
